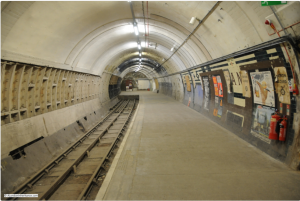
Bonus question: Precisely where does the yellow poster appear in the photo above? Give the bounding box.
[240,70,251,98]
[185,75,191,92]
[250,71,275,107]
[154,78,159,89]
[274,67,290,104]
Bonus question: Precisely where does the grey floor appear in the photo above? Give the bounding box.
[97,91,300,200]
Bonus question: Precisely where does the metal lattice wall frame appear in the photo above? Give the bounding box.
[1,60,102,125]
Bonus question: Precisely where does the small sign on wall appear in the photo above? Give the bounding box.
[261,1,287,6]
[241,70,251,98]
[274,67,290,104]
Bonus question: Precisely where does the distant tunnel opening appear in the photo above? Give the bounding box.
[121,72,150,91]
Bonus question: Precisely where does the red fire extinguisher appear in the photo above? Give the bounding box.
[279,116,287,142]
[269,112,281,140]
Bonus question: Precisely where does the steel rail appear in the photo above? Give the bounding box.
[37,100,131,200]
[5,100,125,200]
[78,100,136,200]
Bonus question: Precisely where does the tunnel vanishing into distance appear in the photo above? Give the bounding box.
[1,1,300,200]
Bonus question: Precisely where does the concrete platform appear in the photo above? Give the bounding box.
[96,91,300,200]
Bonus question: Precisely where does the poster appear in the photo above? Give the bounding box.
[240,70,251,98]
[223,70,231,93]
[227,58,246,107]
[212,75,223,117]
[251,104,275,138]
[217,76,223,98]
[185,75,191,92]
[212,76,218,96]
[250,71,275,107]
[203,77,210,110]
[227,58,243,93]
[274,67,290,104]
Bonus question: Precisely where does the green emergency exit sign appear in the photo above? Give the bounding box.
[261,1,287,6]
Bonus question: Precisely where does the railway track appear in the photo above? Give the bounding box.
[6,99,137,200]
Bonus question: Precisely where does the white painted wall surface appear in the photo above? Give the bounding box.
[138,80,150,90]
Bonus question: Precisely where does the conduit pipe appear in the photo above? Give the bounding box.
[147,1,149,47]
[268,21,300,36]
[157,36,298,78]
[146,1,221,77]
[142,1,147,48]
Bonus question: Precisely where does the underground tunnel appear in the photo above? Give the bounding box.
[1,1,300,200]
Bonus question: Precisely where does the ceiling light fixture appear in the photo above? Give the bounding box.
[139,53,141,57]
[189,17,201,25]
[138,43,141,50]
[133,22,139,36]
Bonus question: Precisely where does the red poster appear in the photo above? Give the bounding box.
[212,76,218,96]
[218,83,223,97]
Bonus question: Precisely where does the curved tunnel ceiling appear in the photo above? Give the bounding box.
[2,1,299,78]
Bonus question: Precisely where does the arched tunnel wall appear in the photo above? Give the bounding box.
[157,41,300,170]
[1,61,120,194]
[1,1,300,197]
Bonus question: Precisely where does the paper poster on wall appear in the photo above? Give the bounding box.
[203,77,210,110]
[223,71,231,93]
[227,58,243,93]
[274,67,290,104]
[251,104,275,138]
[154,78,159,89]
[185,75,191,92]
[250,71,275,107]
[217,76,223,98]
[212,76,218,96]
[212,75,223,117]
[240,70,251,98]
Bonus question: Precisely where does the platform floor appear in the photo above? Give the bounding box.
[96,91,300,200]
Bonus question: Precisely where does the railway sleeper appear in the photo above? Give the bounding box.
[7,100,135,200]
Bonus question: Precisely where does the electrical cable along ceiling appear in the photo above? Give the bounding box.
[2,1,299,79]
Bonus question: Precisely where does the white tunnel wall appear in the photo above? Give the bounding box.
[1,3,300,193]
[0,63,116,159]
